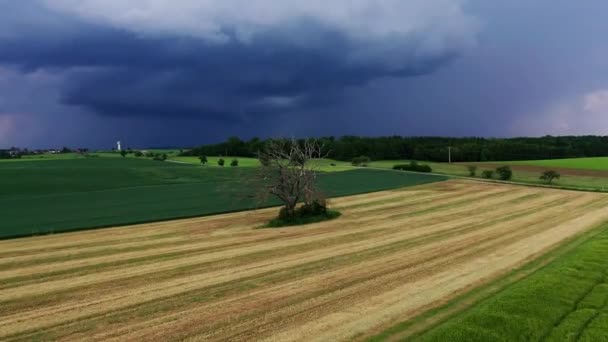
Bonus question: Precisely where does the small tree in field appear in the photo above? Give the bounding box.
[495,166,513,181]
[120,150,127,158]
[540,170,560,184]
[467,165,478,177]
[199,155,208,164]
[231,159,239,167]
[217,158,225,167]
[253,138,327,219]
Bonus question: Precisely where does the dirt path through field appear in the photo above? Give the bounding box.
[0,179,606,341]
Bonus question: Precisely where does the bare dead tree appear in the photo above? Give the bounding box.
[252,138,327,218]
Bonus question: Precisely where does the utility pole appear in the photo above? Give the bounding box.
[448,147,452,164]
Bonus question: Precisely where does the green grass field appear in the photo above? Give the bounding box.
[0,158,446,239]
[508,157,608,170]
[0,152,87,162]
[371,159,608,191]
[169,156,355,172]
[369,160,466,175]
[371,157,608,172]
[409,223,608,341]
[0,149,183,162]
[169,155,261,167]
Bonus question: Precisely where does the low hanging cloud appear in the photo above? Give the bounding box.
[0,0,478,121]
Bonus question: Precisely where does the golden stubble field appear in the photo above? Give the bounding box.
[2,180,608,341]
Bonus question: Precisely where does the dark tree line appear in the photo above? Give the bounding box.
[0,150,20,159]
[182,135,608,163]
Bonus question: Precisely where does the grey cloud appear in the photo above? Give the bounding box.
[0,1,478,122]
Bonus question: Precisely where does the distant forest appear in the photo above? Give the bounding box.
[182,136,608,163]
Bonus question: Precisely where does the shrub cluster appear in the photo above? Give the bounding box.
[495,166,513,180]
[230,159,239,167]
[393,161,433,173]
[269,201,341,228]
[278,200,326,220]
[478,166,512,180]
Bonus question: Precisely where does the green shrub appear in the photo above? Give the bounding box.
[481,170,494,179]
[199,155,208,164]
[352,156,371,166]
[134,151,143,157]
[230,159,239,167]
[268,210,340,228]
[496,166,513,180]
[217,158,225,167]
[278,207,292,221]
[274,200,327,222]
[268,200,340,228]
[393,161,433,173]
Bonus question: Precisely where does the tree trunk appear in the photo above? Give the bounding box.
[284,199,297,218]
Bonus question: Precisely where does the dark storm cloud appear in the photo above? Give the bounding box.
[0,1,475,123]
[6,0,608,149]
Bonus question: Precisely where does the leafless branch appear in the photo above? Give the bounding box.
[251,138,328,217]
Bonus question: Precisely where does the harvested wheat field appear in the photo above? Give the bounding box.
[2,180,608,341]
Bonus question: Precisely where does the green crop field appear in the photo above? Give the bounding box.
[408,223,608,341]
[0,158,446,239]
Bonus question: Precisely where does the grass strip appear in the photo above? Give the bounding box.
[366,222,608,341]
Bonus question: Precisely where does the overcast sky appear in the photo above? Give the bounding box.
[1,0,608,148]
